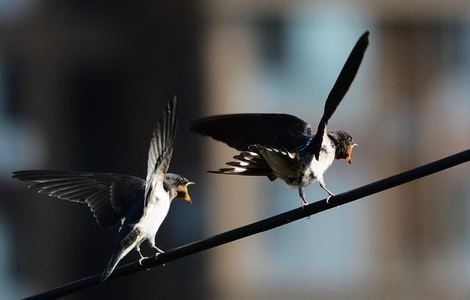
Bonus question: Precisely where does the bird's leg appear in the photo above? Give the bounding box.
[151,245,165,254]
[149,239,165,255]
[152,245,166,266]
[148,239,166,266]
[136,245,146,265]
[298,188,309,208]
[319,182,335,203]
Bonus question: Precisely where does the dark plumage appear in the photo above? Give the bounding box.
[191,32,369,206]
[13,98,194,281]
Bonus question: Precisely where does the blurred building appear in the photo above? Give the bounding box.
[0,1,207,299]
[0,0,469,299]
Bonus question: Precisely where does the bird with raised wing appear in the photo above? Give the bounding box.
[191,31,368,207]
[13,98,194,281]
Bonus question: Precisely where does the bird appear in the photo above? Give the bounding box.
[12,98,194,281]
[191,31,369,207]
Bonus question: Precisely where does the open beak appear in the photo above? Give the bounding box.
[346,144,358,164]
[184,182,195,203]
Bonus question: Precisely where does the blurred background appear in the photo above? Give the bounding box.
[0,0,469,299]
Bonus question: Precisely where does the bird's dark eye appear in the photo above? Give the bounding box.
[179,178,184,184]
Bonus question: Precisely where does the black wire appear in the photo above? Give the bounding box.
[23,149,470,299]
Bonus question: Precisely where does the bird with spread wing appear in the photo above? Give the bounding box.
[191,32,369,206]
[13,98,194,281]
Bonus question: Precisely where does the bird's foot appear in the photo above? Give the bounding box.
[298,188,309,208]
[319,182,335,204]
[302,201,311,218]
[137,247,146,265]
[138,256,148,265]
[155,251,166,267]
[298,188,310,219]
[151,245,165,254]
[326,192,335,204]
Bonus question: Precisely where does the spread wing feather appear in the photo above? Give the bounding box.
[310,31,369,160]
[145,98,178,201]
[12,170,145,229]
[191,113,312,151]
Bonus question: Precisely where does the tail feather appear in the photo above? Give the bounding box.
[208,149,277,181]
[101,252,123,282]
[101,228,141,282]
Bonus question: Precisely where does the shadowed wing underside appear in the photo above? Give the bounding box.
[12,99,179,228]
[12,170,145,229]
[190,113,312,151]
[145,98,178,202]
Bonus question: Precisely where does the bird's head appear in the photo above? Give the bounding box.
[164,173,195,203]
[328,130,357,164]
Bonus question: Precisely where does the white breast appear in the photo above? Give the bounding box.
[306,136,336,181]
[137,183,171,240]
[310,146,335,174]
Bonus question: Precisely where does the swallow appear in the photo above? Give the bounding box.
[12,98,194,281]
[191,31,368,207]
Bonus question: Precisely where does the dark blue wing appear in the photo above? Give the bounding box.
[191,113,313,151]
[310,31,369,160]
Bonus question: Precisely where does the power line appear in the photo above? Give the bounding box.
[24,149,470,300]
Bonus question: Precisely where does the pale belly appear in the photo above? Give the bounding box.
[282,141,335,188]
[137,187,171,240]
[308,148,335,178]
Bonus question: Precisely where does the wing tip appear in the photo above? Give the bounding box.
[358,30,370,48]
[11,170,21,179]
[12,170,48,180]
[12,170,33,177]
[167,97,178,118]
[189,116,212,134]
[145,96,180,184]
